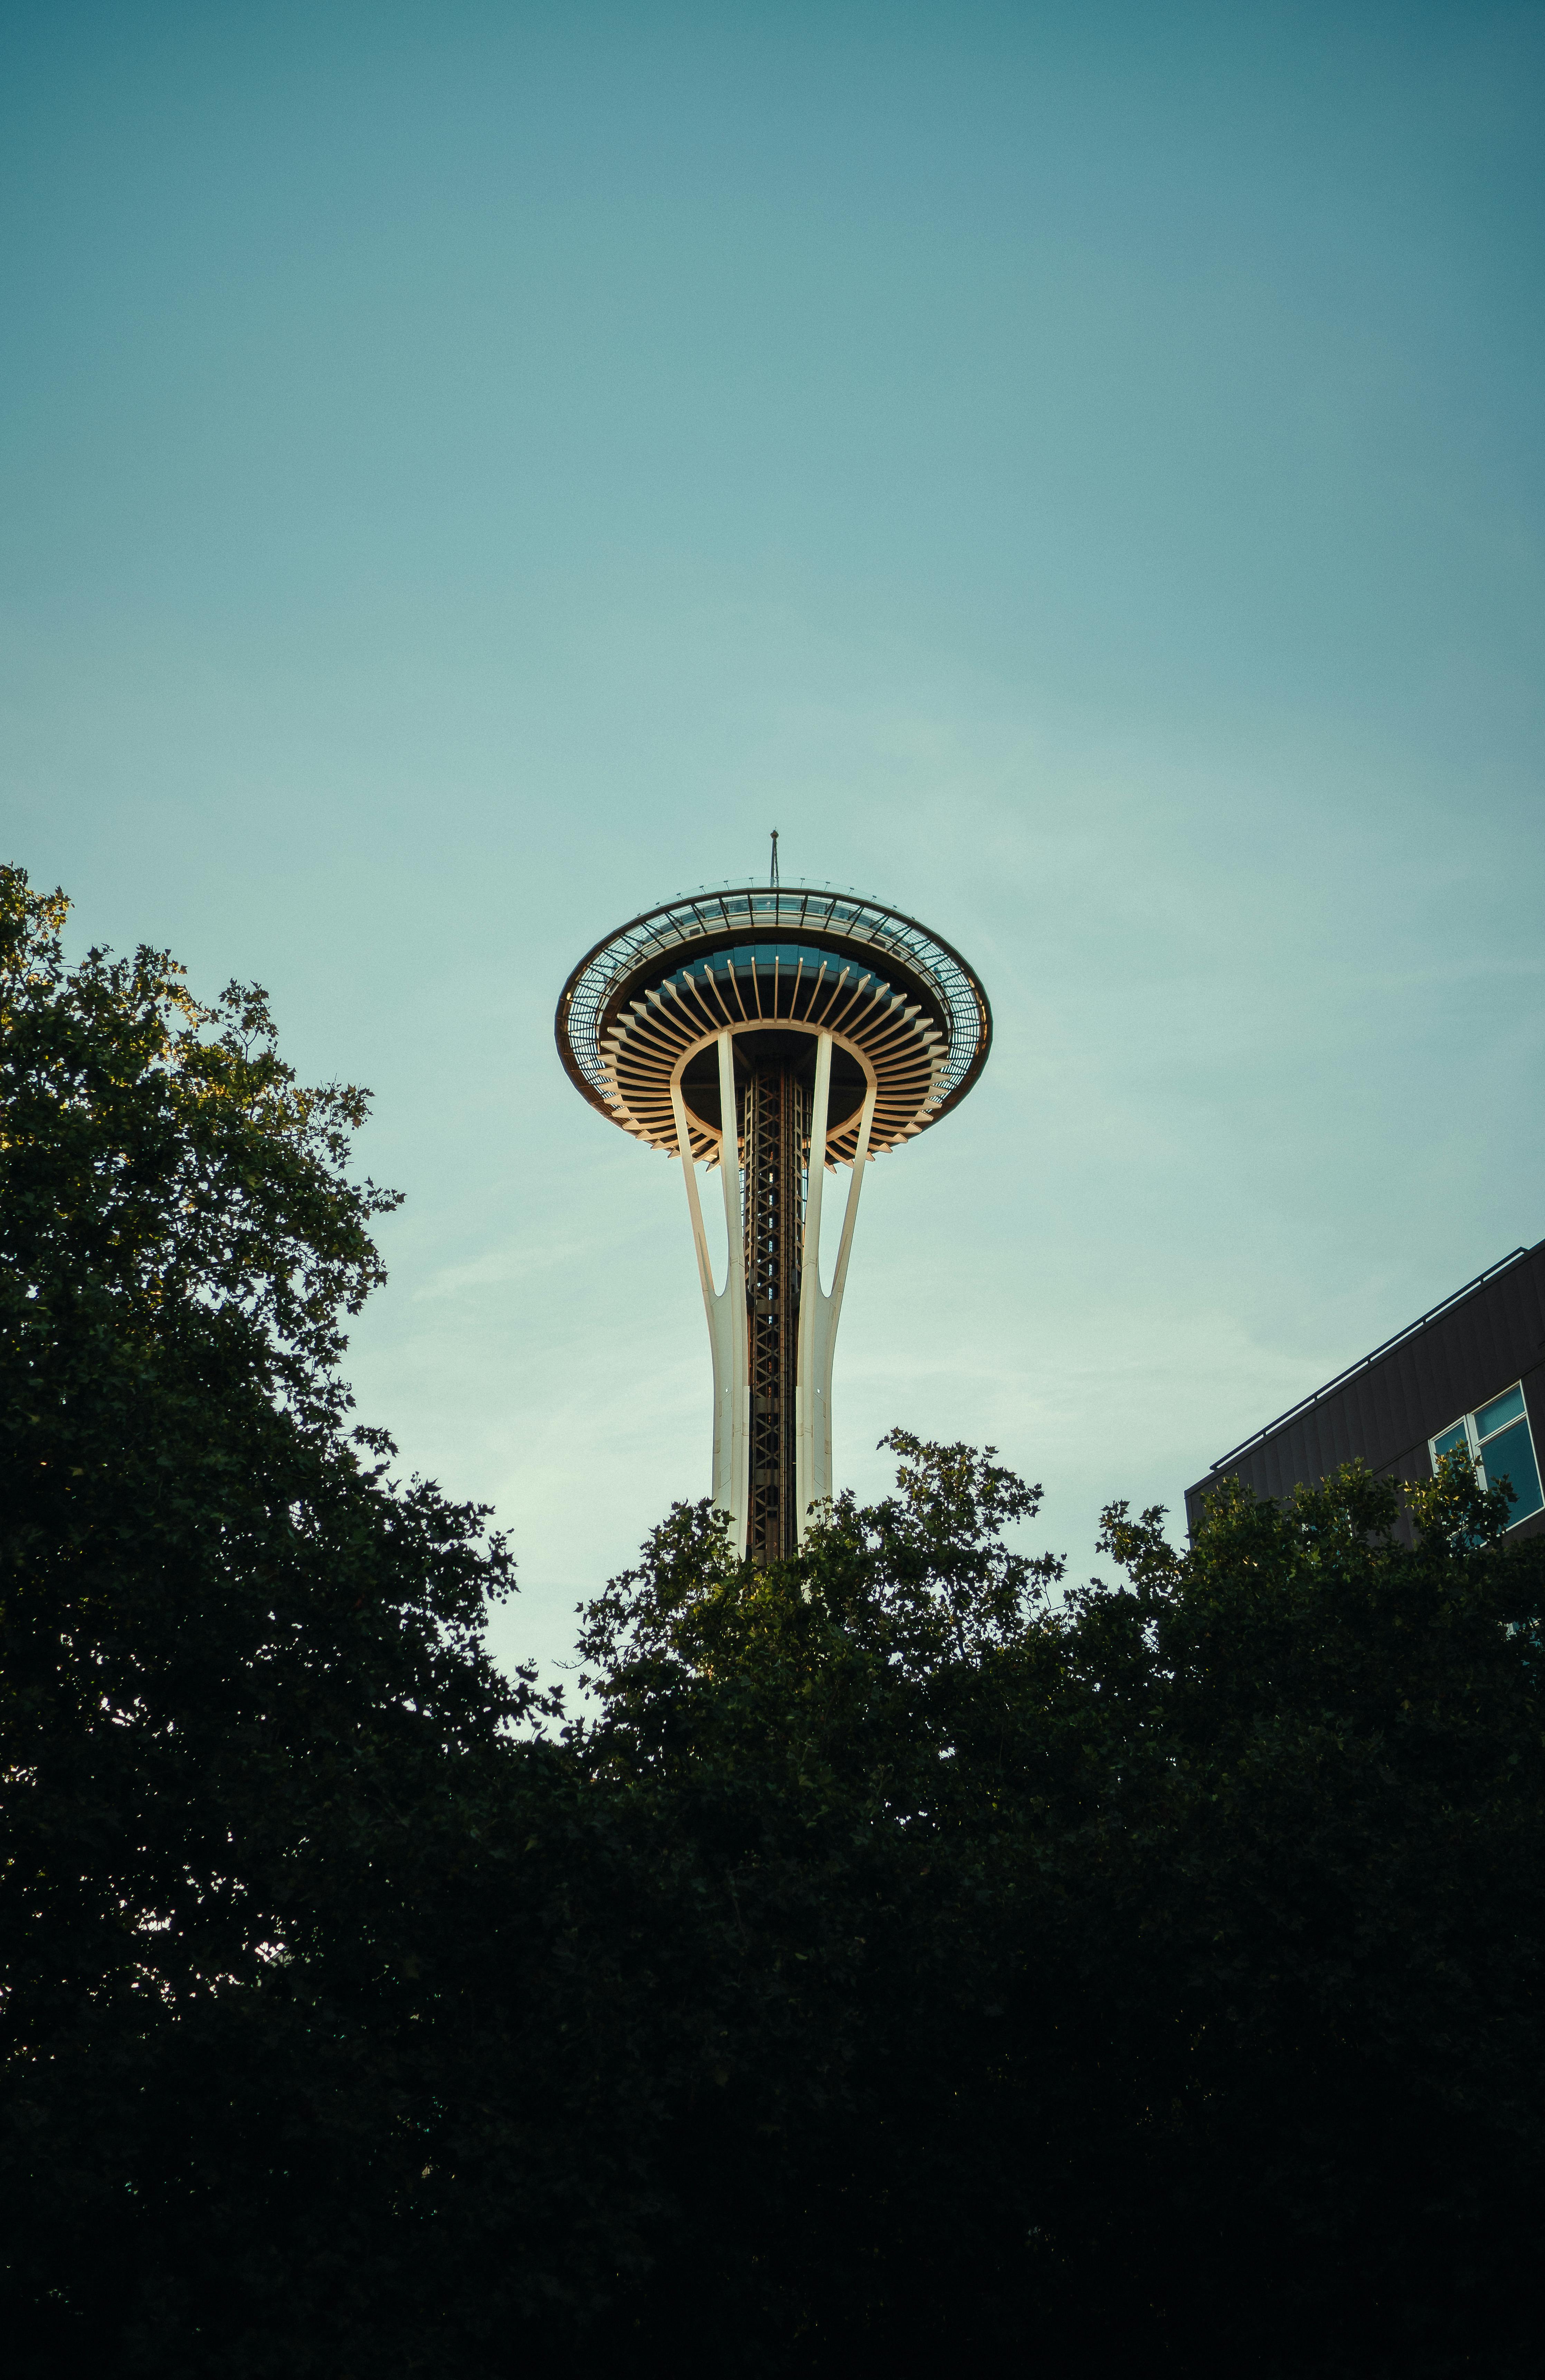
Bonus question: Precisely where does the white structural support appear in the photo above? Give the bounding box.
[795,1034,876,1542]
[670,1031,750,1556]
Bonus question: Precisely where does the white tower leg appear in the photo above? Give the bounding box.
[795,1034,877,1542]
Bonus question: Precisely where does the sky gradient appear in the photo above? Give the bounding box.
[4,0,1542,1680]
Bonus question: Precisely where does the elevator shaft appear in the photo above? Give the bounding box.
[742,1060,808,1563]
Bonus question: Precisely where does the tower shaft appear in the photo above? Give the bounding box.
[744,1061,808,1563]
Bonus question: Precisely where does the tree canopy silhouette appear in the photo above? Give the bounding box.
[4,867,1542,2379]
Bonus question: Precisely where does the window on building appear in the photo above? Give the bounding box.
[1429,1383,1544,1526]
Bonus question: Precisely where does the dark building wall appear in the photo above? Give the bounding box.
[1185,1241,1545,1545]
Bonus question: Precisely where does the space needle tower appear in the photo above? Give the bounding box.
[555,841,992,1563]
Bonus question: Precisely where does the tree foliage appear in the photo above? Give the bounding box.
[4,867,1542,2377]
[0,869,538,2369]
[564,1451,1545,2376]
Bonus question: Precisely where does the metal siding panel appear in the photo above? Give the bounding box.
[1360,1362,1401,1471]
[1335,1376,1368,1467]
[1336,1381,1371,1465]
[1283,1416,1320,1493]
[1251,1430,1291,1499]
[1397,1341,1432,1451]
[1244,1439,1283,1500]
[1461,1298,1498,1409]
[1509,1255,1545,1374]
[1478,1293,1510,1404]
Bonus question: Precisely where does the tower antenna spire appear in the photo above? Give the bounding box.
[769,827,780,890]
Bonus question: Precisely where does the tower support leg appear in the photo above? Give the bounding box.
[795,1036,876,1542]
[670,1030,750,1556]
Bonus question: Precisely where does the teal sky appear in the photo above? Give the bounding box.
[5,1,1542,1678]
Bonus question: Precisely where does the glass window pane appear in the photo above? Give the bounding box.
[1478,1418,1544,1523]
[1477,1384,1527,1439]
[1432,1422,1469,1466]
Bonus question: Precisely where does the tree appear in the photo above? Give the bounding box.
[560,1446,1545,2377]
[564,1435,1070,2368]
[1056,1458,1545,2376]
[0,868,541,2373]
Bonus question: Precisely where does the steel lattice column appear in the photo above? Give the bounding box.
[743,1061,807,1562]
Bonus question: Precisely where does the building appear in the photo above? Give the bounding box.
[555,873,991,1564]
[1185,1239,1545,1546]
